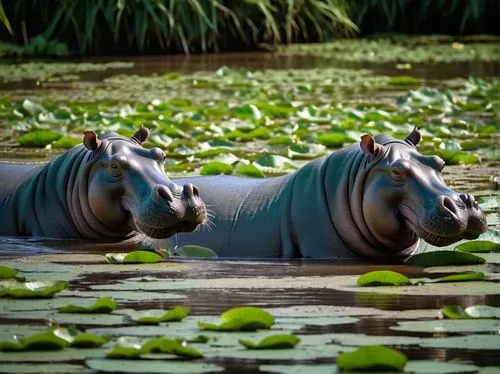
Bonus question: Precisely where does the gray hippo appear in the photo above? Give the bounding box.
[0,128,207,243]
[165,129,487,259]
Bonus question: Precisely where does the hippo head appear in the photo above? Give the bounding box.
[359,128,487,252]
[82,128,207,240]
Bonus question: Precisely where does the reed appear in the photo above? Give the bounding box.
[1,0,356,55]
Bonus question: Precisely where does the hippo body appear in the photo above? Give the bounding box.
[0,128,207,242]
[166,130,487,259]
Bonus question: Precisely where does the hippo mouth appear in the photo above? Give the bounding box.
[399,203,484,247]
[133,219,202,239]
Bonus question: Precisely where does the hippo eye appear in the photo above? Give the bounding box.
[110,160,123,177]
[390,161,410,183]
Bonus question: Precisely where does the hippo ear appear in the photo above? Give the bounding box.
[83,131,102,152]
[132,127,149,144]
[360,134,382,157]
[405,127,421,147]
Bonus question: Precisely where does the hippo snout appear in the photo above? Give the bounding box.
[155,185,174,203]
[421,192,487,245]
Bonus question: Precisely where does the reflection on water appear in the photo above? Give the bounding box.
[1,52,499,91]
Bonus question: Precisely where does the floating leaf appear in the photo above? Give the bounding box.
[318,132,347,148]
[58,297,118,313]
[52,136,81,149]
[0,280,68,298]
[106,346,142,359]
[456,240,500,253]
[235,163,265,178]
[0,328,73,351]
[464,305,500,319]
[441,305,469,319]
[406,251,485,266]
[199,161,233,176]
[0,265,18,279]
[426,272,485,283]
[336,345,408,372]
[175,245,218,258]
[141,337,203,358]
[357,270,412,287]
[198,306,274,332]
[131,306,189,324]
[17,130,62,147]
[105,251,163,264]
[70,333,112,348]
[388,76,421,86]
[239,334,301,350]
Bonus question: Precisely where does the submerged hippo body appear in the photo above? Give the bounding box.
[166,129,487,259]
[0,128,207,242]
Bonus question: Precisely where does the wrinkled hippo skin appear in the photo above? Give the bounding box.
[0,128,207,242]
[165,129,487,259]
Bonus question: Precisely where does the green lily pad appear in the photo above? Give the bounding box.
[175,245,218,258]
[58,297,118,313]
[357,270,412,286]
[131,306,190,324]
[105,251,163,264]
[0,328,73,351]
[235,163,266,178]
[52,136,81,149]
[198,306,275,332]
[464,305,500,319]
[426,272,485,283]
[318,132,347,148]
[106,346,142,359]
[17,130,62,147]
[141,337,203,358]
[388,76,421,86]
[441,305,469,319]
[199,161,233,176]
[0,265,19,279]
[336,345,408,372]
[0,280,69,298]
[239,334,301,350]
[406,251,486,266]
[70,333,112,348]
[456,240,500,253]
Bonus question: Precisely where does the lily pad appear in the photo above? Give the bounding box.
[0,280,69,298]
[456,240,500,253]
[131,306,190,324]
[336,345,408,372]
[406,251,486,266]
[357,270,412,286]
[105,251,163,264]
[175,245,218,258]
[464,305,500,319]
[70,333,112,348]
[239,334,301,350]
[0,328,73,351]
[199,161,233,176]
[198,306,275,331]
[426,272,485,283]
[235,163,266,178]
[86,359,223,373]
[17,130,62,147]
[441,305,469,319]
[0,265,19,279]
[106,346,142,359]
[58,297,118,313]
[141,337,203,358]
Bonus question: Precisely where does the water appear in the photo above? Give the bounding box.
[0,52,499,371]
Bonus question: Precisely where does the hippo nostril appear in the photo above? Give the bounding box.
[438,196,459,218]
[192,185,200,198]
[156,185,173,203]
[182,183,195,199]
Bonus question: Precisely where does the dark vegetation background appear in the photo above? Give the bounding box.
[0,0,499,56]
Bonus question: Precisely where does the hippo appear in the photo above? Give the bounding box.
[0,128,207,243]
[164,129,487,259]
